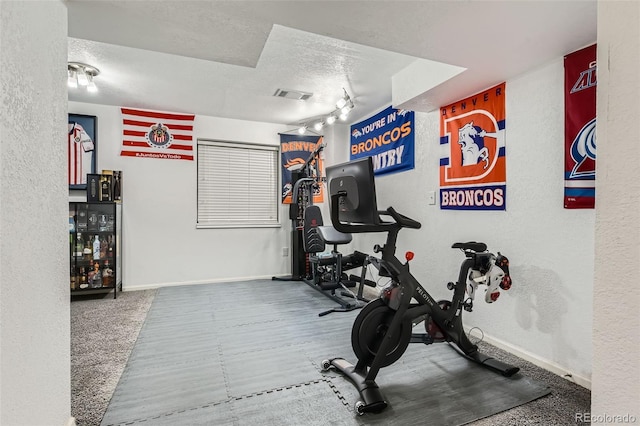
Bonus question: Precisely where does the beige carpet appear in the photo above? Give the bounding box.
[71,289,156,426]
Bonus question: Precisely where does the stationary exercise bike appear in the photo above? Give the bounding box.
[321,157,518,415]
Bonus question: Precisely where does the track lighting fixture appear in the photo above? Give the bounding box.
[68,62,100,93]
[290,89,355,135]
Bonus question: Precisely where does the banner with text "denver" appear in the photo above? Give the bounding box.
[280,134,324,204]
[439,83,507,210]
[350,106,414,176]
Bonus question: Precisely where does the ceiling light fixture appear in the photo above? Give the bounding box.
[289,89,355,135]
[68,62,100,93]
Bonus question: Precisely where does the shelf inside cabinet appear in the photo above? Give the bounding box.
[69,202,122,299]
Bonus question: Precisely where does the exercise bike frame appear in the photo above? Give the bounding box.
[324,193,519,415]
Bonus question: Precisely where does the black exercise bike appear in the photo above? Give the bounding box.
[322,199,518,416]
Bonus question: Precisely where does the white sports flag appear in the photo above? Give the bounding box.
[120,108,195,161]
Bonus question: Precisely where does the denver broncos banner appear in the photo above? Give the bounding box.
[350,106,414,175]
[120,108,195,161]
[564,44,596,209]
[280,134,324,204]
[439,83,507,210]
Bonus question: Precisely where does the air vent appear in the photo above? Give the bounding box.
[273,89,313,101]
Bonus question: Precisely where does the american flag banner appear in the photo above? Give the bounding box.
[120,108,195,161]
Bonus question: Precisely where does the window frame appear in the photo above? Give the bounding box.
[196,139,281,229]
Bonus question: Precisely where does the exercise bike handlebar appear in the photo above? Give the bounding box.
[379,207,421,230]
[330,192,421,234]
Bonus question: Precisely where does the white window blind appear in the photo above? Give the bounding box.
[197,140,280,228]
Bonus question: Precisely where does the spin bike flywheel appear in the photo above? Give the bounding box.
[423,300,452,342]
[351,299,412,368]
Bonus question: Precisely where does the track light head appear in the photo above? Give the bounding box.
[67,69,78,88]
[335,89,350,109]
[68,62,100,92]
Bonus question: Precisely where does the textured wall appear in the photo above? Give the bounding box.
[68,102,292,290]
[0,1,70,425]
[349,59,595,384]
[592,0,640,418]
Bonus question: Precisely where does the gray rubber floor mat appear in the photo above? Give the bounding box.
[101,280,550,426]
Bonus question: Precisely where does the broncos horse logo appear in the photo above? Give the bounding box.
[458,122,491,169]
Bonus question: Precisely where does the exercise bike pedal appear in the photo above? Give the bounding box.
[409,333,434,345]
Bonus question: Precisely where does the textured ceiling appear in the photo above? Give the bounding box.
[67,0,597,126]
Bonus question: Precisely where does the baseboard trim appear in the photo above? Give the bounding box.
[468,328,592,390]
[122,274,288,291]
[65,417,77,426]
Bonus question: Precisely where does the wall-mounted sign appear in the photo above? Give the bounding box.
[350,106,414,176]
[439,83,507,211]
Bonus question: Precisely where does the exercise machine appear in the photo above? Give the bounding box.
[302,205,376,316]
[321,157,518,415]
[272,143,375,313]
[272,142,325,281]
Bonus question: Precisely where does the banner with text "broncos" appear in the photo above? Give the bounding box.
[439,83,507,211]
[564,44,596,209]
[350,106,414,176]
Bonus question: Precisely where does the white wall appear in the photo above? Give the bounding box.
[592,0,640,418]
[69,102,293,290]
[328,59,595,386]
[0,1,71,425]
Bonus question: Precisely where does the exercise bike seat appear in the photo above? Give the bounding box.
[452,241,487,252]
[318,226,352,245]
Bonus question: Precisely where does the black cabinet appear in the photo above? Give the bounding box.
[69,202,122,298]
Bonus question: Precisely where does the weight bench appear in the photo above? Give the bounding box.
[302,206,375,316]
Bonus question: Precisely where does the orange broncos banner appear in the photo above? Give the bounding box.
[280,134,324,204]
[439,83,507,210]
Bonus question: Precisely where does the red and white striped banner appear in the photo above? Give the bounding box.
[120,108,195,161]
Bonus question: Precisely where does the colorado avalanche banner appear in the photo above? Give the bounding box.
[350,106,414,175]
[280,134,324,204]
[564,44,596,209]
[439,83,507,210]
[120,108,195,161]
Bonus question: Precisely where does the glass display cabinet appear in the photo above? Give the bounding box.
[69,202,122,298]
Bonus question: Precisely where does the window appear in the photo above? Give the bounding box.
[197,139,280,228]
